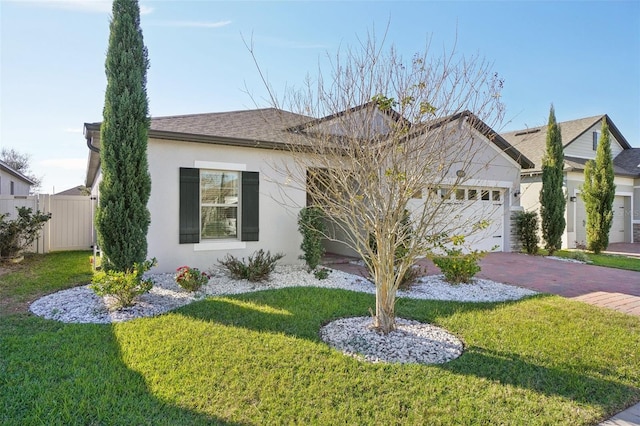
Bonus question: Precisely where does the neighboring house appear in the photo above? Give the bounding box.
[0,159,34,196]
[502,115,640,248]
[54,186,90,196]
[84,105,533,273]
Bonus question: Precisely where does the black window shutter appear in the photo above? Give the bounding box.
[179,168,200,244]
[241,171,259,241]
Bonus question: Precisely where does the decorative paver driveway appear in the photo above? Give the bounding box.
[326,250,640,316]
[477,252,640,316]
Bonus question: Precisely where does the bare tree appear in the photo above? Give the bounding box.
[252,33,508,333]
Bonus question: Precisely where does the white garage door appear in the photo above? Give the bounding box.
[576,194,626,245]
[440,187,504,252]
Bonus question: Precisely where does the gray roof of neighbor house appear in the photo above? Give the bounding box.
[613,148,640,176]
[0,159,35,185]
[84,106,534,187]
[501,114,634,175]
[55,186,89,196]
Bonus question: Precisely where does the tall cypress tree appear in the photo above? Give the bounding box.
[582,118,616,254]
[96,0,151,272]
[539,105,566,255]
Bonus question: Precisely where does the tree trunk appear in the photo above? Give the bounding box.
[372,257,397,334]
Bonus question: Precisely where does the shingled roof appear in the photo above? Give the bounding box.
[85,106,534,186]
[501,114,633,174]
[0,159,35,185]
[613,148,640,176]
[85,108,314,149]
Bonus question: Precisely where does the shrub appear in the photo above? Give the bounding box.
[0,207,51,259]
[313,267,331,280]
[298,206,327,272]
[218,249,284,282]
[431,236,485,284]
[568,251,590,263]
[515,211,540,255]
[90,258,156,309]
[175,266,209,291]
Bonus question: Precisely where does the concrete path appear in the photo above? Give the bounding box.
[600,403,640,426]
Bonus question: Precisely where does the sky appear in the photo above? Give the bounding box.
[1,0,639,194]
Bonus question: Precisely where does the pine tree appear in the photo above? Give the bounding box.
[539,105,566,255]
[95,0,151,272]
[582,118,616,254]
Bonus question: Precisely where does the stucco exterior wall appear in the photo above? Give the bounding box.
[146,138,306,273]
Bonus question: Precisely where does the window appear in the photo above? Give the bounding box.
[481,190,490,201]
[440,187,452,200]
[179,168,259,244]
[455,188,465,200]
[492,190,501,201]
[10,181,14,195]
[468,189,478,200]
[200,170,239,239]
[593,131,599,150]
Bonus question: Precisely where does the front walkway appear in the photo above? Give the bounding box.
[605,242,640,259]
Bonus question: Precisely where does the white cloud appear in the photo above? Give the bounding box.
[150,20,232,29]
[39,158,86,171]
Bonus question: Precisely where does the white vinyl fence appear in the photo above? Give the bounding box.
[0,194,94,253]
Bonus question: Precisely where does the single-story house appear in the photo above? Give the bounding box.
[502,114,640,247]
[84,105,533,273]
[0,159,34,196]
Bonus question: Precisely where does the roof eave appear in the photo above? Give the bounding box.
[0,161,36,185]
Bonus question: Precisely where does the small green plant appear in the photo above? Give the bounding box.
[298,207,327,274]
[431,236,485,284]
[567,250,590,263]
[313,267,331,280]
[515,210,540,255]
[90,258,156,308]
[0,207,51,259]
[175,266,209,291]
[218,249,284,282]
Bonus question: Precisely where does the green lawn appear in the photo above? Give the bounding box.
[1,252,639,425]
[553,250,640,272]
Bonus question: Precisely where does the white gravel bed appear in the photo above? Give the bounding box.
[29,264,537,365]
[320,317,464,364]
[546,255,588,264]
